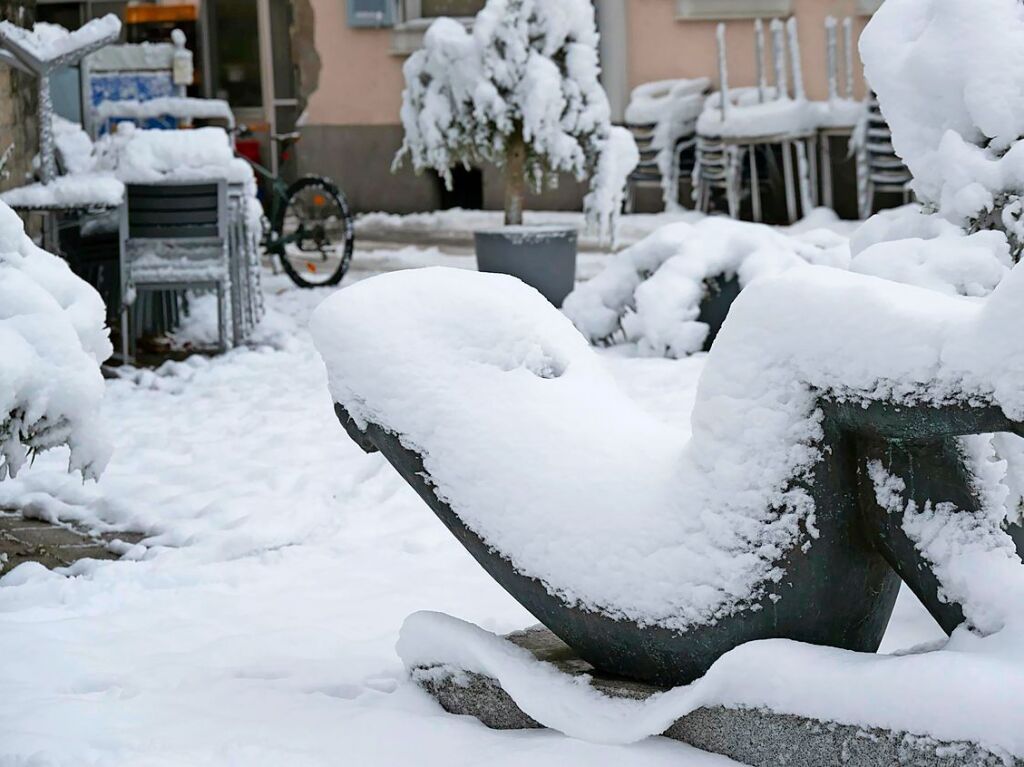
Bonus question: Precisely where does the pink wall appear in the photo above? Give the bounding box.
[626,0,871,101]
[304,0,406,126]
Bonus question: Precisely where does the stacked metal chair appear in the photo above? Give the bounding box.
[624,79,706,211]
[694,19,817,223]
[119,180,232,360]
[624,120,664,212]
[857,93,913,219]
[816,16,867,212]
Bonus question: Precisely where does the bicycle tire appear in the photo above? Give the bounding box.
[273,175,355,288]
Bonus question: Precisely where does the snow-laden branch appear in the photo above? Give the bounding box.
[0,202,111,481]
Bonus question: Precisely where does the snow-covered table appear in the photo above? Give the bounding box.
[1,175,125,254]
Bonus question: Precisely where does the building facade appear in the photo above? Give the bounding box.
[27,0,885,213]
[298,0,884,214]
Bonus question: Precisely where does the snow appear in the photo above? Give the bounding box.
[810,98,865,130]
[395,0,637,238]
[95,97,234,124]
[860,0,1024,231]
[0,172,124,209]
[96,123,253,185]
[697,97,817,139]
[0,14,120,66]
[399,609,1024,756]
[53,114,96,175]
[2,122,255,212]
[0,200,111,481]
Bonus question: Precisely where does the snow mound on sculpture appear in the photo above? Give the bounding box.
[313,264,1024,631]
[0,201,111,481]
[861,0,1024,241]
[562,217,849,356]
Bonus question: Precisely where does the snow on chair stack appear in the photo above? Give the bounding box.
[623,78,709,212]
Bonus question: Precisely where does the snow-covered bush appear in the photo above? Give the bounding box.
[861,0,1024,258]
[394,0,638,236]
[562,217,849,357]
[0,202,111,481]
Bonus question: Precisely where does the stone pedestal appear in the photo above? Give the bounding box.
[410,626,1017,767]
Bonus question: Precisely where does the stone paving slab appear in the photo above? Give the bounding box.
[0,510,145,576]
[413,626,1020,767]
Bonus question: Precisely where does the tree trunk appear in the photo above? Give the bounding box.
[504,129,526,226]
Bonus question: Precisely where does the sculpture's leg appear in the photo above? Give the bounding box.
[699,275,742,352]
[856,436,972,633]
[832,400,1024,634]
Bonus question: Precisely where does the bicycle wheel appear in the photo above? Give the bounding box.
[273,175,355,288]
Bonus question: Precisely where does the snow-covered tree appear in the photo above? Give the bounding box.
[394,0,637,236]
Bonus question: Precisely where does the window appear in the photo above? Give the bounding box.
[419,0,485,17]
[390,0,485,55]
[675,0,794,20]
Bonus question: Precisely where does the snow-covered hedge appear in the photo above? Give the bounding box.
[0,202,111,481]
[394,0,637,236]
[564,205,1017,360]
[562,216,848,357]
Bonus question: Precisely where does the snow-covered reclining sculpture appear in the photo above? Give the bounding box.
[0,202,111,481]
[313,265,1024,686]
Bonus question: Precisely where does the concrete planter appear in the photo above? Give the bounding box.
[474,226,577,307]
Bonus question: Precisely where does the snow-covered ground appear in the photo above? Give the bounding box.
[0,235,942,766]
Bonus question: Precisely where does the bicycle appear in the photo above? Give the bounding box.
[233,127,355,288]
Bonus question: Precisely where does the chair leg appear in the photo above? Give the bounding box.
[217,283,227,353]
[820,133,834,211]
[781,140,798,224]
[749,147,762,223]
[120,306,131,364]
[795,139,814,218]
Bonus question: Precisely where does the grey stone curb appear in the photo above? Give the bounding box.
[412,626,1019,767]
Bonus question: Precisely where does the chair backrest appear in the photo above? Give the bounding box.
[124,181,226,241]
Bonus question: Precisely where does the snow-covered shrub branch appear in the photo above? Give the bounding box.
[394,0,637,236]
[0,202,111,481]
[861,0,1024,259]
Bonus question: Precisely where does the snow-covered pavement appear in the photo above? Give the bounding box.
[0,243,939,766]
